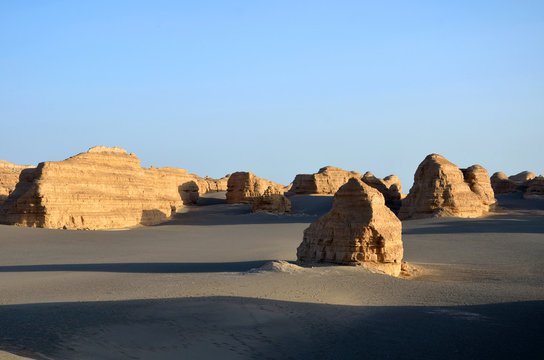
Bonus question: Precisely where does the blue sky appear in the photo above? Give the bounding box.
[1,1,543,188]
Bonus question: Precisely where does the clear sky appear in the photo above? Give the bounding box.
[1,1,543,189]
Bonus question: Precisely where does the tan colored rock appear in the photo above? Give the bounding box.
[509,171,536,186]
[287,166,362,195]
[524,175,544,199]
[0,160,33,203]
[491,172,518,194]
[297,178,403,276]
[398,154,495,219]
[251,186,291,214]
[196,174,230,193]
[225,172,285,204]
[0,146,201,230]
[461,165,496,206]
[362,172,404,206]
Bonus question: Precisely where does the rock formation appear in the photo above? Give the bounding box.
[0,146,202,230]
[461,165,496,206]
[197,174,230,193]
[398,154,496,219]
[509,171,536,186]
[0,160,33,203]
[362,172,404,207]
[287,166,362,195]
[491,172,518,194]
[524,175,544,199]
[225,172,285,204]
[251,186,291,214]
[297,178,403,276]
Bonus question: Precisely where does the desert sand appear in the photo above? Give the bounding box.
[0,192,543,359]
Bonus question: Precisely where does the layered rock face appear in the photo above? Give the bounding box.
[509,171,536,186]
[0,160,33,203]
[196,174,230,194]
[398,154,496,220]
[0,146,201,230]
[362,172,404,206]
[225,172,286,204]
[491,172,518,194]
[251,186,291,214]
[461,165,496,206]
[287,166,362,195]
[297,178,403,276]
[524,175,544,199]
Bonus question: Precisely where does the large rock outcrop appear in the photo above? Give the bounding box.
[398,154,496,219]
[491,172,518,194]
[509,171,536,186]
[0,146,202,230]
[0,160,33,203]
[524,175,544,199]
[251,186,291,214]
[297,178,403,276]
[362,172,404,207]
[287,166,362,195]
[225,172,286,204]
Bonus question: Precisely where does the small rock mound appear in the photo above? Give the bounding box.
[249,260,303,273]
[251,186,291,214]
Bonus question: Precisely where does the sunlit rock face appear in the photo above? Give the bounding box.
[287,166,362,195]
[524,175,544,199]
[251,186,291,214]
[225,172,285,204]
[491,172,518,195]
[297,178,403,277]
[0,146,202,230]
[398,154,496,220]
[0,160,33,204]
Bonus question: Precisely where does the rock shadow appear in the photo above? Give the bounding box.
[0,297,541,360]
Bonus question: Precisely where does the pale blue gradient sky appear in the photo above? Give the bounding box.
[1,1,543,188]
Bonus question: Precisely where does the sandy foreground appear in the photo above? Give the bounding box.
[0,193,543,359]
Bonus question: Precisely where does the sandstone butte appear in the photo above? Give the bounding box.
[398,154,496,220]
[297,178,403,277]
[286,166,404,206]
[524,175,544,199]
[0,146,226,230]
[490,171,537,195]
[251,186,291,214]
[225,171,286,204]
[0,160,33,203]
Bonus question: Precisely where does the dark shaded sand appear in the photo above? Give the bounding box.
[0,193,542,359]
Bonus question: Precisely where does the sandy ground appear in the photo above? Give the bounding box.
[0,192,543,359]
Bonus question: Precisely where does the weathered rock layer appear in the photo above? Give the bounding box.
[399,154,496,219]
[524,175,544,199]
[287,166,362,195]
[251,186,291,214]
[225,172,285,204]
[0,160,33,203]
[0,146,203,230]
[297,178,403,276]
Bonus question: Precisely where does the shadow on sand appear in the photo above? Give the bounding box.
[0,297,541,360]
[0,261,273,274]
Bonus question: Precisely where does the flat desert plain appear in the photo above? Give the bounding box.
[0,193,543,359]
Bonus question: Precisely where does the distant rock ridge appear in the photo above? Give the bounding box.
[225,172,286,204]
[0,160,33,204]
[524,175,544,199]
[398,154,496,219]
[0,146,214,230]
[297,178,403,276]
[491,171,538,195]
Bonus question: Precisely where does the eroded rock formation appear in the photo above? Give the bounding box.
[524,175,544,199]
[362,172,404,207]
[251,186,291,214]
[509,171,536,186]
[491,172,518,194]
[0,146,202,230]
[297,178,403,276]
[225,172,285,204]
[398,154,496,219]
[197,174,230,193]
[287,166,362,195]
[0,160,33,203]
